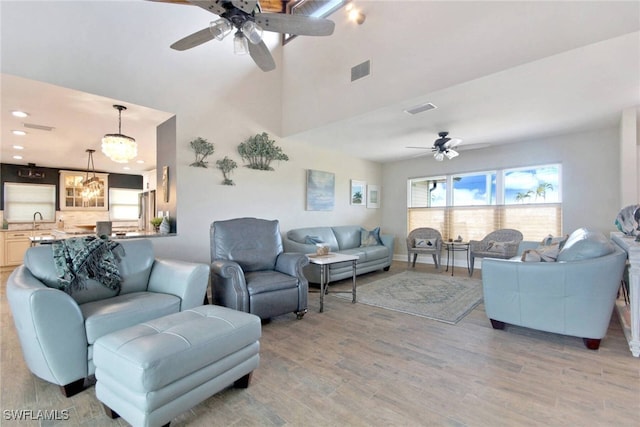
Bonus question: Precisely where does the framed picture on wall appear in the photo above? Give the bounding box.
[306,170,335,211]
[350,180,366,206]
[367,185,380,209]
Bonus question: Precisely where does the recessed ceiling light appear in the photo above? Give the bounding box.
[12,130,27,136]
[11,110,29,118]
[13,155,23,160]
[13,145,24,150]
[136,160,145,164]
[123,166,131,171]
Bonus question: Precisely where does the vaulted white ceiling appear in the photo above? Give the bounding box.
[1,0,639,172]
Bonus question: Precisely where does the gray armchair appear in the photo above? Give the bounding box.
[469,229,523,276]
[210,217,309,320]
[407,227,443,268]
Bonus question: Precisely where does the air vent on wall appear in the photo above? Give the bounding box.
[351,60,370,82]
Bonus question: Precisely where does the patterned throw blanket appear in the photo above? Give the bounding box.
[52,236,124,295]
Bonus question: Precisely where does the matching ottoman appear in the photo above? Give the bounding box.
[93,305,261,427]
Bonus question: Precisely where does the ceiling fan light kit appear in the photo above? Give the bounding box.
[167,0,335,72]
[101,104,137,163]
[210,18,233,40]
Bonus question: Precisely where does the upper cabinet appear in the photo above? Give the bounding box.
[59,170,109,210]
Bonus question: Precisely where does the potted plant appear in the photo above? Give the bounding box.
[150,217,163,232]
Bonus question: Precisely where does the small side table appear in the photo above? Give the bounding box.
[307,252,358,312]
[445,241,470,276]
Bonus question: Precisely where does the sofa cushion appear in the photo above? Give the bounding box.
[556,228,615,262]
[244,270,299,295]
[332,226,363,250]
[81,292,181,344]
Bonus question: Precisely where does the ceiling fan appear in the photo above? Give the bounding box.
[407,131,463,161]
[155,0,335,72]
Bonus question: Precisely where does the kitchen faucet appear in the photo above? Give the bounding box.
[33,211,43,230]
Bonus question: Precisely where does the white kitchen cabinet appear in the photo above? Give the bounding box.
[60,170,108,210]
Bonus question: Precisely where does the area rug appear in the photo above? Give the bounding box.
[333,270,483,324]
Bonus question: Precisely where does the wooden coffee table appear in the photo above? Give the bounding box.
[307,252,358,312]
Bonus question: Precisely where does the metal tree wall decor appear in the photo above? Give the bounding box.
[189,137,215,167]
[216,156,238,185]
[237,132,289,171]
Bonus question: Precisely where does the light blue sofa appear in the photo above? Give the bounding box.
[6,239,209,397]
[482,228,627,349]
[283,226,394,284]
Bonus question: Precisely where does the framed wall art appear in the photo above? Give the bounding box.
[367,184,380,209]
[306,170,335,211]
[350,180,366,206]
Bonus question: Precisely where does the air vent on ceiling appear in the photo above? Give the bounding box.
[351,60,370,82]
[404,102,438,115]
[23,123,55,131]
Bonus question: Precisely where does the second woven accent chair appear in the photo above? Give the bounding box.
[468,229,523,276]
[406,227,443,269]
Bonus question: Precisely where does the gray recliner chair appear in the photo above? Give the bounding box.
[210,217,309,320]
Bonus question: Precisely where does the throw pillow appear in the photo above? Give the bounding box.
[305,235,324,245]
[486,240,516,253]
[414,238,436,248]
[521,244,562,262]
[360,227,383,247]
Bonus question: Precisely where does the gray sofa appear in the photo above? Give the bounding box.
[283,226,394,284]
[482,228,627,349]
[6,238,209,397]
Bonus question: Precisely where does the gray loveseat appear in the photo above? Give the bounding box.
[283,226,394,284]
[6,238,209,397]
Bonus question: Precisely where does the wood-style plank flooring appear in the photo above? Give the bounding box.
[1,262,639,426]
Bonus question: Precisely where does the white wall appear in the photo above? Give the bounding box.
[619,106,640,205]
[382,127,622,259]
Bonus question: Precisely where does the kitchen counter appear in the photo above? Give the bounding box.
[28,230,175,245]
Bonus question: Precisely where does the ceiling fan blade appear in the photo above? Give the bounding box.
[405,146,431,150]
[248,40,276,72]
[231,0,258,14]
[170,27,217,51]
[446,138,462,149]
[254,13,335,36]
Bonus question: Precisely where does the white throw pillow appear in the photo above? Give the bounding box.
[414,238,436,248]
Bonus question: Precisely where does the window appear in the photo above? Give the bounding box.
[4,183,56,221]
[408,164,562,241]
[452,172,496,206]
[109,188,139,221]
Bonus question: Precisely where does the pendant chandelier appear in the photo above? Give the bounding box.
[102,104,137,163]
[82,149,103,201]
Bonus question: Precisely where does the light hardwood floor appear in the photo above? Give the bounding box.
[1,261,639,426]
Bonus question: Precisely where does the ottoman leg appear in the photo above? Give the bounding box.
[233,372,253,389]
[102,404,120,419]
